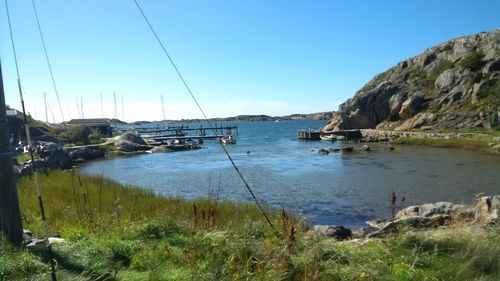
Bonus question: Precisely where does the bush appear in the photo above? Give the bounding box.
[477,79,500,105]
[458,51,486,71]
[88,129,105,144]
[428,59,454,81]
[58,126,91,145]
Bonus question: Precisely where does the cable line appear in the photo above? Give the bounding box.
[4,0,58,279]
[133,0,280,236]
[30,0,64,122]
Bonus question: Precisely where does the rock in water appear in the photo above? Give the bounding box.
[318,148,329,155]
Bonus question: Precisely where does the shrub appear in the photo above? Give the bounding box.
[477,79,500,105]
[458,51,486,71]
[88,128,105,144]
[427,59,454,81]
[441,43,453,52]
[58,126,91,145]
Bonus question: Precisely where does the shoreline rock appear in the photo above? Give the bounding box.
[14,132,153,177]
[313,195,499,239]
[323,29,500,133]
[359,129,477,142]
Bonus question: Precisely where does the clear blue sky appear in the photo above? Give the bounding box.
[1,0,499,122]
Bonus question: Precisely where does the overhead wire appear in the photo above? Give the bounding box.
[132,0,280,236]
[30,0,64,122]
[4,0,58,280]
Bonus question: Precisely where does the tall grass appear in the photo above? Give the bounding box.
[17,170,281,235]
[3,170,499,280]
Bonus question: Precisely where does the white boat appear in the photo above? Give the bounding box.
[220,135,236,144]
[320,134,336,141]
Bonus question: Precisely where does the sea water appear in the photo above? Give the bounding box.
[81,120,500,229]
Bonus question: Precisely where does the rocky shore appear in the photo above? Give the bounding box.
[313,195,500,240]
[324,29,499,133]
[359,129,477,142]
[14,132,153,177]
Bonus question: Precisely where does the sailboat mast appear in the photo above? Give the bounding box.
[161,93,166,121]
[100,93,104,118]
[76,98,80,119]
[44,92,48,123]
[121,94,124,121]
[80,96,84,119]
[113,91,117,119]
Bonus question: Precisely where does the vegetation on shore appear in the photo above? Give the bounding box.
[391,136,492,149]
[390,128,500,153]
[1,171,499,280]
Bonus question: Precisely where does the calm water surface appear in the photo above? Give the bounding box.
[81,120,500,229]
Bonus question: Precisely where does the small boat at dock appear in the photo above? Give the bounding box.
[220,135,236,144]
[320,134,336,141]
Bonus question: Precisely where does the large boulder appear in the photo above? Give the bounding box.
[473,195,500,226]
[313,225,352,240]
[115,140,151,152]
[116,132,147,145]
[113,132,151,152]
[398,93,428,119]
[395,202,466,220]
[66,147,105,161]
[43,149,73,169]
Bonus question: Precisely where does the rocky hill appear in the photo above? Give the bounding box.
[324,29,500,132]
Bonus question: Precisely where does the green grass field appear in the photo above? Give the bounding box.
[1,171,499,280]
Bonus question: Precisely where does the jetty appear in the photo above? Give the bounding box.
[297,129,362,141]
[328,130,362,140]
[297,129,322,140]
[137,124,238,137]
[133,124,238,145]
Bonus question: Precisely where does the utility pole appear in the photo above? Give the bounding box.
[0,60,23,246]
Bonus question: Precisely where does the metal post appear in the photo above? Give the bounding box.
[0,60,23,246]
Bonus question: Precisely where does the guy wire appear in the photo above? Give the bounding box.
[4,0,58,279]
[133,0,280,237]
[30,0,64,122]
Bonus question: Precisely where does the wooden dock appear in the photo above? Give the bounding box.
[137,124,239,146]
[328,130,362,140]
[297,129,362,141]
[297,129,322,140]
[137,124,238,137]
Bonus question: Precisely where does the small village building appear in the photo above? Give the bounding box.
[66,118,113,135]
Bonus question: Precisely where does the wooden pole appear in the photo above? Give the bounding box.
[0,60,23,246]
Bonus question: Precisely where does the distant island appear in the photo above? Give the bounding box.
[129,111,335,125]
